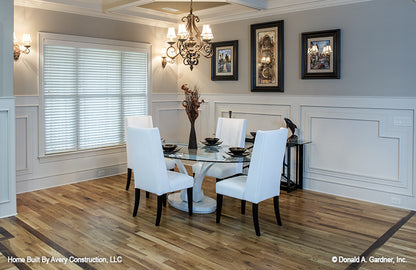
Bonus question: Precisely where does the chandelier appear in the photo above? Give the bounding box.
[164,0,214,70]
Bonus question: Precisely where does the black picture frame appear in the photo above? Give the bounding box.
[250,20,284,92]
[301,29,340,79]
[211,40,238,81]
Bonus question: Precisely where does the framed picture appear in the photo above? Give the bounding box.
[211,40,238,81]
[250,20,284,92]
[301,29,340,79]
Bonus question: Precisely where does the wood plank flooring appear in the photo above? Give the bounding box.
[0,169,415,269]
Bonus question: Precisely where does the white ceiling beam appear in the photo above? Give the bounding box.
[228,0,267,10]
[103,0,153,12]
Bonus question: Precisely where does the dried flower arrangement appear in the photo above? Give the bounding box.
[181,84,205,123]
[181,84,204,149]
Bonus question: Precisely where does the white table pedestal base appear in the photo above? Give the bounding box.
[168,192,216,214]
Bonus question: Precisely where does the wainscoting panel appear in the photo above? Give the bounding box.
[14,94,416,210]
[214,102,292,135]
[15,105,37,176]
[0,97,16,218]
[15,96,126,194]
[302,105,413,198]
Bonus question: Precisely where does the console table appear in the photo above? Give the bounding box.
[246,136,310,193]
[281,139,311,192]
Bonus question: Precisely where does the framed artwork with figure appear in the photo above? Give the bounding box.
[301,29,340,79]
[211,40,238,81]
[250,20,284,92]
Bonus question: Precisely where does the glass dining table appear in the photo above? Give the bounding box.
[164,143,251,214]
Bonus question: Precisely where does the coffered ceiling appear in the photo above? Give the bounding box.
[14,0,373,28]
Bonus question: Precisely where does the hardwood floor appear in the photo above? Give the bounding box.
[0,170,415,269]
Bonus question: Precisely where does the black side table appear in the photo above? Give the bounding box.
[281,140,311,192]
[246,135,311,193]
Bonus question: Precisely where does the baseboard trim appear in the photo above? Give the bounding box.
[16,164,126,194]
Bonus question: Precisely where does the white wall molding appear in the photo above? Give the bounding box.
[14,0,373,27]
[0,97,16,218]
[14,93,416,210]
[16,163,126,194]
[152,93,416,210]
[301,105,413,197]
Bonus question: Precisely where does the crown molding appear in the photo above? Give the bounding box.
[14,0,175,28]
[15,0,375,28]
[200,0,374,25]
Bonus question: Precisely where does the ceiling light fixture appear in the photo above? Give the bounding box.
[163,0,214,70]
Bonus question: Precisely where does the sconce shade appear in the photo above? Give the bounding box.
[22,34,32,46]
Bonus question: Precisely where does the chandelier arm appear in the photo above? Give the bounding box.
[199,44,213,58]
[166,44,180,60]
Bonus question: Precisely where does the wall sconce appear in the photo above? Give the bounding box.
[161,48,167,68]
[14,32,32,61]
[161,48,174,68]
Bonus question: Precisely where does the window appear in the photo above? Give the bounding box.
[39,33,151,155]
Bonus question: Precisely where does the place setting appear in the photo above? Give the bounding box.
[200,137,223,147]
[162,144,181,154]
[226,147,251,157]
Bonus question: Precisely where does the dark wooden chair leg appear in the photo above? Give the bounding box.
[126,168,132,190]
[216,194,223,223]
[156,195,163,226]
[146,191,150,198]
[132,188,140,217]
[252,203,260,236]
[273,196,282,226]
[187,187,193,216]
[241,200,246,214]
[162,194,167,207]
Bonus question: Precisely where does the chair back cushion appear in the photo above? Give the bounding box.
[125,116,153,168]
[244,129,288,204]
[215,118,247,147]
[127,127,170,195]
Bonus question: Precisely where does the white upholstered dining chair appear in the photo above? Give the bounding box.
[192,117,247,181]
[127,127,194,226]
[125,116,175,191]
[216,128,288,236]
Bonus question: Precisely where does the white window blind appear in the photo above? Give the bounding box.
[41,34,150,155]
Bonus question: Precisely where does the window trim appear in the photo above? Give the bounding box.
[38,32,152,158]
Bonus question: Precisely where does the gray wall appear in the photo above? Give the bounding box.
[179,0,416,96]
[13,6,178,96]
[0,0,14,97]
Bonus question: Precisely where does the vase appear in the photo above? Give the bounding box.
[188,120,197,149]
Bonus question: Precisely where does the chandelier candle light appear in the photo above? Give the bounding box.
[164,0,214,70]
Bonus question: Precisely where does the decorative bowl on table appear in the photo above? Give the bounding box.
[201,137,222,146]
[162,144,177,152]
[228,147,247,155]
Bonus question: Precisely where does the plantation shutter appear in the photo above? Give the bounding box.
[42,38,149,155]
